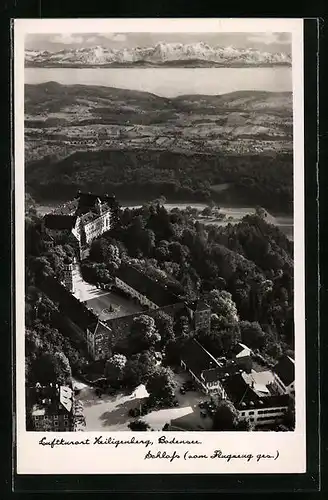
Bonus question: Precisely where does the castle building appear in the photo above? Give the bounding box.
[43,192,117,257]
[29,383,85,431]
[185,299,211,334]
[41,256,213,363]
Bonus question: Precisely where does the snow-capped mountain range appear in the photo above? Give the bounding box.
[25,42,291,67]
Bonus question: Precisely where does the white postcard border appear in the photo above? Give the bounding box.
[15,18,305,475]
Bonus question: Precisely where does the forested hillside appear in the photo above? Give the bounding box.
[25,84,293,213]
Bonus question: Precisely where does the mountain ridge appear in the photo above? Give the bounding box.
[25,42,292,68]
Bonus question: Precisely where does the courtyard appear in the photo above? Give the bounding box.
[85,291,142,321]
[74,371,213,432]
[72,264,143,320]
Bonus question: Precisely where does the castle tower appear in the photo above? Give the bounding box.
[95,197,103,215]
[62,259,74,293]
[193,300,211,334]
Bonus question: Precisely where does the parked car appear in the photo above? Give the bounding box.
[179,387,186,395]
[200,410,207,418]
[183,381,196,391]
[128,407,141,417]
[95,388,102,398]
[198,402,206,409]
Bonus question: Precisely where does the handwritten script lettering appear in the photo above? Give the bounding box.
[37,435,280,464]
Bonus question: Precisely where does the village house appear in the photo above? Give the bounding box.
[180,338,240,394]
[220,371,290,428]
[29,383,85,431]
[230,342,253,373]
[180,338,292,428]
[272,355,295,399]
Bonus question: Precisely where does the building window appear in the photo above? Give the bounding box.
[257,416,280,422]
[249,411,254,415]
[54,421,59,427]
[241,412,245,416]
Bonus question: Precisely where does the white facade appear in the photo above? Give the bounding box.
[237,404,288,427]
[273,373,295,399]
[180,360,224,395]
[71,210,111,246]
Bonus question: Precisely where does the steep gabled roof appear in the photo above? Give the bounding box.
[273,355,295,387]
[116,263,178,307]
[44,214,77,230]
[187,299,210,312]
[76,192,116,215]
[233,342,252,358]
[181,338,221,381]
[221,373,290,410]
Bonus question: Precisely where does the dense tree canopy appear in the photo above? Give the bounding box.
[25,192,294,412]
[129,315,161,354]
[146,366,177,405]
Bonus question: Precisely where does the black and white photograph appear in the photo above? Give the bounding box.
[15,18,305,475]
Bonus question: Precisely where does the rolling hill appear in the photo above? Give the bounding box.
[25,83,293,212]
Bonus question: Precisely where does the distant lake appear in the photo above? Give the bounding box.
[25,67,292,97]
[35,201,293,240]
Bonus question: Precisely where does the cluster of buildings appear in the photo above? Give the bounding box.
[39,191,212,363]
[180,338,295,428]
[41,260,211,362]
[36,191,295,432]
[29,383,85,432]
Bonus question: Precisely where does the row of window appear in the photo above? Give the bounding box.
[118,281,157,309]
[257,415,282,422]
[258,408,286,415]
[241,411,254,416]
[35,420,71,428]
[34,414,69,420]
[240,407,287,417]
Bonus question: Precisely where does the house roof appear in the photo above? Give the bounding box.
[233,342,252,358]
[30,384,74,416]
[221,373,290,411]
[181,339,242,385]
[52,199,79,216]
[76,192,116,215]
[187,299,210,312]
[273,355,295,387]
[40,275,98,331]
[181,338,221,381]
[116,263,179,307]
[202,367,223,383]
[44,214,77,230]
[94,320,112,338]
[59,386,73,412]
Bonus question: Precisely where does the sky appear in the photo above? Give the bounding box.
[25,32,292,54]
